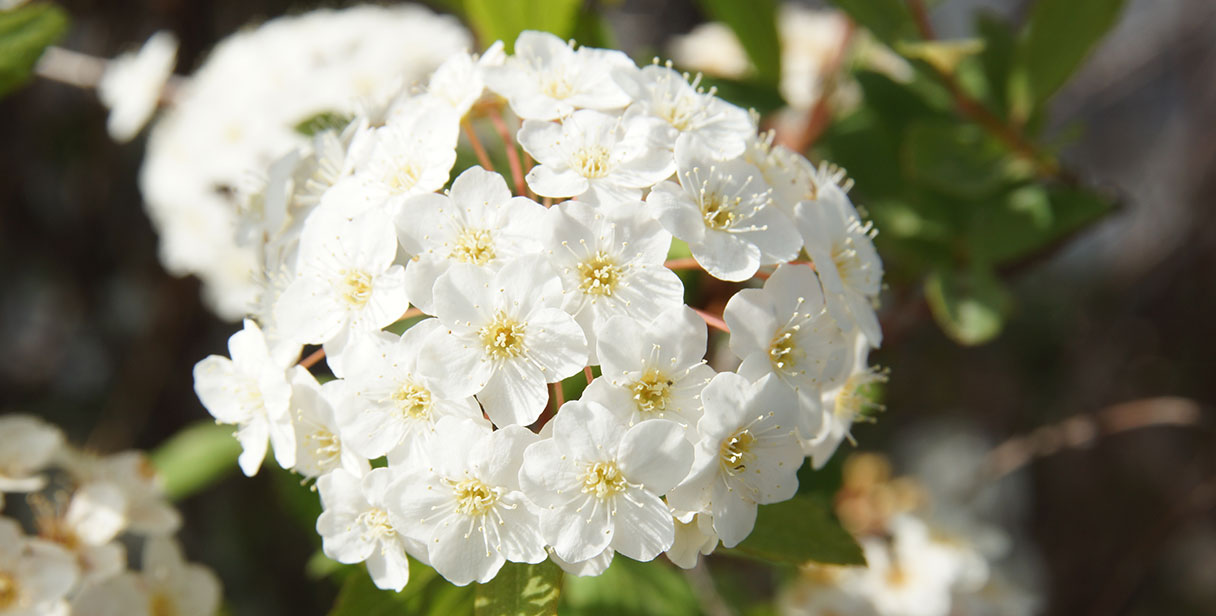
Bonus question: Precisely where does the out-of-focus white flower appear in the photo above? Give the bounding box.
[0,518,78,616]
[72,537,221,616]
[0,415,62,494]
[97,31,177,142]
[33,483,127,587]
[486,30,634,121]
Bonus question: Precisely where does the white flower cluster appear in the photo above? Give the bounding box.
[0,415,220,616]
[780,452,1039,616]
[192,30,886,588]
[138,5,472,319]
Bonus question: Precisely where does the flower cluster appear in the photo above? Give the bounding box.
[192,30,886,587]
[137,5,471,319]
[0,414,220,616]
[780,449,1039,616]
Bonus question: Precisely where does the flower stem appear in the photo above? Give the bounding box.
[692,307,730,333]
[461,120,494,172]
[487,106,528,197]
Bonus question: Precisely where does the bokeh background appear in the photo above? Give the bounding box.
[2,0,1214,614]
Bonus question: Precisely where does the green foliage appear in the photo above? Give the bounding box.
[924,264,1011,346]
[294,111,352,137]
[0,2,69,98]
[693,0,781,87]
[562,556,700,616]
[829,0,916,46]
[463,0,581,52]
[730,495,866,566]
[329,560,472,616]
[697,74,786,116]
[474,560,563,616]
[149,421,241,501]
[1019,0,1126,109]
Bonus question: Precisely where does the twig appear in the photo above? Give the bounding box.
[692,307,730,333]
[487,106,527,197]
[664,257,701,271]
[584,365,595,385]
[299,348,326,369]
[461,121,494,172]
[771,21,856,153]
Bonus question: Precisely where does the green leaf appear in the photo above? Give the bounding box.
[924,264,1011,345]
[329,559,472,616]
[464,0,581,52]
[895,38,985,75]
[974,12,1017,118]
[561,557,700,616]
[0,2,70,98]
[968,184,1114,266]
[730,495,866,566]
[293,111,352,137]
[474,560,563,616]
[830,0,915,46]
[149,421,241,501]
[696,75,786,116]
[694,0,781,86]
[1019,0,1126,107]
[902,119,1020,200]
[570,5,615,50]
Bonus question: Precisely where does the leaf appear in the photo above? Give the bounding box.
[974,11,1017,118]
[902,119,1019,200]
[463,0,581,52]
[148,421,241,501]
[696,75,786,116]
[1018,0,1126,107]
[329,559,472,616]
[924,264,1011,346]
[694,0,781,86]
[829,0,915,46]
[0,2,70,98]
[968,184,1114,266]
[474,560,563,616]
[730,495,866,566]
[896,38,985,75]
[294,111,352,137]
[561,557,700,616]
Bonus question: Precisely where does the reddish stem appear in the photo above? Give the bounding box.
[692,307,730,333]
[488,107,527,197]
[584,365,595,385]
[461,121,494,172]
[664,257,701,271]
[299,348,326,369]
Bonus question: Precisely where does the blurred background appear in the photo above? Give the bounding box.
[1,0,1213,614]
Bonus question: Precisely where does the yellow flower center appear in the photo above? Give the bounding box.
[340,270,373,308]
[628,369,673,414]
[392,381,432,420]
[701,194,738,230]
[451,228,496,265]
[768,328,801,373]
[387,162,420,193]
[581,461,627,499]
[357,507,395,540]
[719,429,756,475]
[449,478,499,516]
[480,312,526,360]
[0,572,17,610]
[307,428,341,466]
[149,593,178,616]
[576,252,622,297]
[542,76,574,100]
[572,146,612,179]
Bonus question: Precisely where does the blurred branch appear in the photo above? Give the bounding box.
[770,22,855,153]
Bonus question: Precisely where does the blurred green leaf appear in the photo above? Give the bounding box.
[0,2,69,98]
[149,421,240,501]
[1019,0,1126,108]
[968,184,1114,266]
[896,38,984,75]
[830,0,915,46]
[464,0,581,52]
[903,120,1020,200]
[730,495,866,566]
[974,12,1017,118]
[924,264,1011,345]
[571,5,615,49]
[329,559,472,616]
[474,560,563,616]
[562,556,699,616]
[697,75,785,115]
[294,111,352,137]
[693,0,781,86]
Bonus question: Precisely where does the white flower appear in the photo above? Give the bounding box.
[337,321,484,461]
[97,31,177,142]
[274,202,408,352]
[0,415,62,494]
[422,256,587,427]
[519,110,674,205]
[344,97,459,209]
[287,367,369,480]
[518,400,692,563]
[667,372,803,547]
[726,263,850,439]
[486,31,634,121]
[548,546,614,577]
[544,199,684,354]
[423,41,505,118]
[316,468,419,592]
[33,483,127,587]
[615,62,754,160]
[846,516,961,616]
[582,306,715,429]
[794,180,883,346]
[805,332,884,467]
[647,144,801,281]
[397,166,548,314]
[0,518,78,616]
[71,537,221,616]
[389,417,545,585]
[192,319,295,476]
[665,510,718,569]
[57,450,180,537]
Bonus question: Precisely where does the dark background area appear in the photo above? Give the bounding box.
[1,0,1213,614]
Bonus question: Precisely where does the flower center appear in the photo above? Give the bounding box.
[391,381,432,420]
[356,507,395,541]
[657,95,699,131]
[449,478,499,516]
[340,270,373,308]
[451,228,496,265]
[628,369,673,414]
[571,146,612,179]
[542,76,574,100]
[149,593,178,616]
[387,162,420,193]
[0,572,17,610]
[834,369,887,420]
[831,241,858,283]
[768,328,801,374]
[307,428,341,467]
[701,194,738,230]
[719,429,756,475]
[576,252,622,297]
[480,312,526,360]
[581,461,627,499]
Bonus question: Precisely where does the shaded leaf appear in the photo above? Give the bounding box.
[924,264,1011,346]
[464,0,581,52]
[829,0,915,46]
[149,421,241,501]
[561,557,699,616]
[0,2,69,98]
[896,38,985,75]
[903,119,1019,200]
[694,0,781,86]
[329,559,471,616]
[1019,0,1126,107]
[730,495,866,566]
[474,560,563,616]
[294,111,352,137]
[696,75,786,116]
